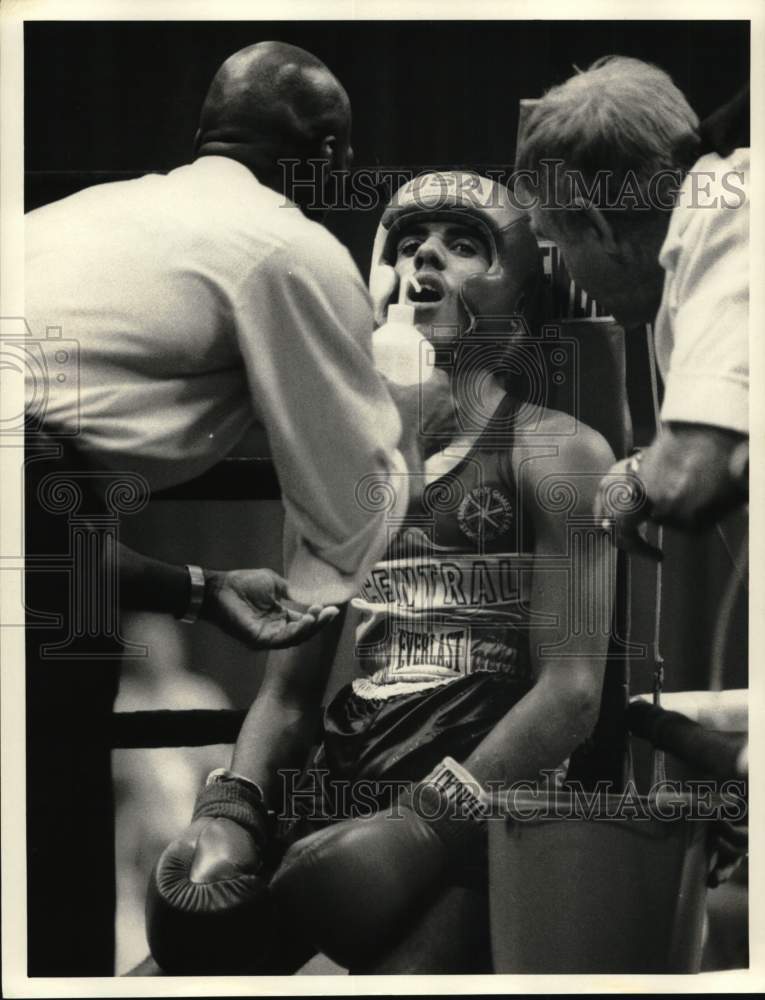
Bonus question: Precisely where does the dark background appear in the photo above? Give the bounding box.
[25,19,750,268]
[24,19,749,706]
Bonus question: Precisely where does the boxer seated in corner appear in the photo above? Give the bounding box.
[146,174,616,975]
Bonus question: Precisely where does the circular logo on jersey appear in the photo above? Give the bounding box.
[457,486,513,541]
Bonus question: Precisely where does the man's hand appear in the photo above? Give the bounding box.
[594,424,748,559]
[594,454,663,561]
[708,817,748,888]
[199,568,339,650]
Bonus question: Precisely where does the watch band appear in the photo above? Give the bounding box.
[180,564,205,623]
[626,448,654,515]
[627,447,644,475]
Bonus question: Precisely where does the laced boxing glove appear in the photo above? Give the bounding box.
[269,756,490,969]
[145,769,277,974]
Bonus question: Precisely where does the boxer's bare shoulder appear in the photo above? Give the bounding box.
[508,401,615,524]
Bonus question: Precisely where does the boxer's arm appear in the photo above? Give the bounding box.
[465,429,616,787]
[230,607,346,808]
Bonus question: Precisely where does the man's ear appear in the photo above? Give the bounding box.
[319,135,353,172]
[319,135,337,167]
[574,200,621,256]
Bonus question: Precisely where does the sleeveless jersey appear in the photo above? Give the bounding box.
[351,394,536,700]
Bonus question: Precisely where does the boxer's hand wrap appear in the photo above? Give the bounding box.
[192,771,271,850]
[399,756,490,859]
[269,757,489,968]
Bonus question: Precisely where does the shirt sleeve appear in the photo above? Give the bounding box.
[657,162,749,434]
[233,237,409,605]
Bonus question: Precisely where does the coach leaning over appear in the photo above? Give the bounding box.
[26,40,417,633]
[517,58,749,554]
[23,41,422,975]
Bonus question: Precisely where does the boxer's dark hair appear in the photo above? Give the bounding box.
[194,41,352,202]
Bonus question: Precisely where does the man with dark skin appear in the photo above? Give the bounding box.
[195,41,352,207]
[25,41,447,975]
[27,40,437,639]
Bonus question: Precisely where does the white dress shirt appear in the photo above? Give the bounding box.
[25,156,408,602]
[654,149,749,434]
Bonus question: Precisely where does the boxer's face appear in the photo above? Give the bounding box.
[393,220,491,343]
[530,207,664,328]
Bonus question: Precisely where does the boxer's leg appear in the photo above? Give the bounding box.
[297,675,525,974]
[352,881,492,974]
[125,955,165,976]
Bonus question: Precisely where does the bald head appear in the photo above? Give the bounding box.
[195,42,353,194]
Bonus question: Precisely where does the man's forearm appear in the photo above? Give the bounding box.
[642,422,747,526]
[118,542,189,616]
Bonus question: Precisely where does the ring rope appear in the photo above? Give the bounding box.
[644,323,667,784]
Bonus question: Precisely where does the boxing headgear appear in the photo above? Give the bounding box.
[369,171,542,329]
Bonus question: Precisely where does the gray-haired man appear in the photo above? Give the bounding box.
[516,56,748,554]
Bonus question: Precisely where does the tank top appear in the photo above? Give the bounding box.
[352,394,537,699]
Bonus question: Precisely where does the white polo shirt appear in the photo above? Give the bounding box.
[25,156,408,603]
[654,148,749,434]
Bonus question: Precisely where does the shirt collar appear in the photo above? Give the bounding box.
[189,155,299,209]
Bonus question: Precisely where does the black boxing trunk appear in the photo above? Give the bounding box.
[276,670,532,845]
[323,668,532,790]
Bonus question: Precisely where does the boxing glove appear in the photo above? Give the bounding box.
[269,757,490,969]
[146,769,276,974]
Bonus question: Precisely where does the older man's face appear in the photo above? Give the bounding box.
[529,207,665,328]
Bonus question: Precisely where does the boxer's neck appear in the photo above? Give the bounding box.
[425,371,508,483]
[452,369,506,424]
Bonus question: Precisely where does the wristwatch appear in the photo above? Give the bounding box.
[626,448,652,514]
[180,564,205,623]
[627,447,644,475]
